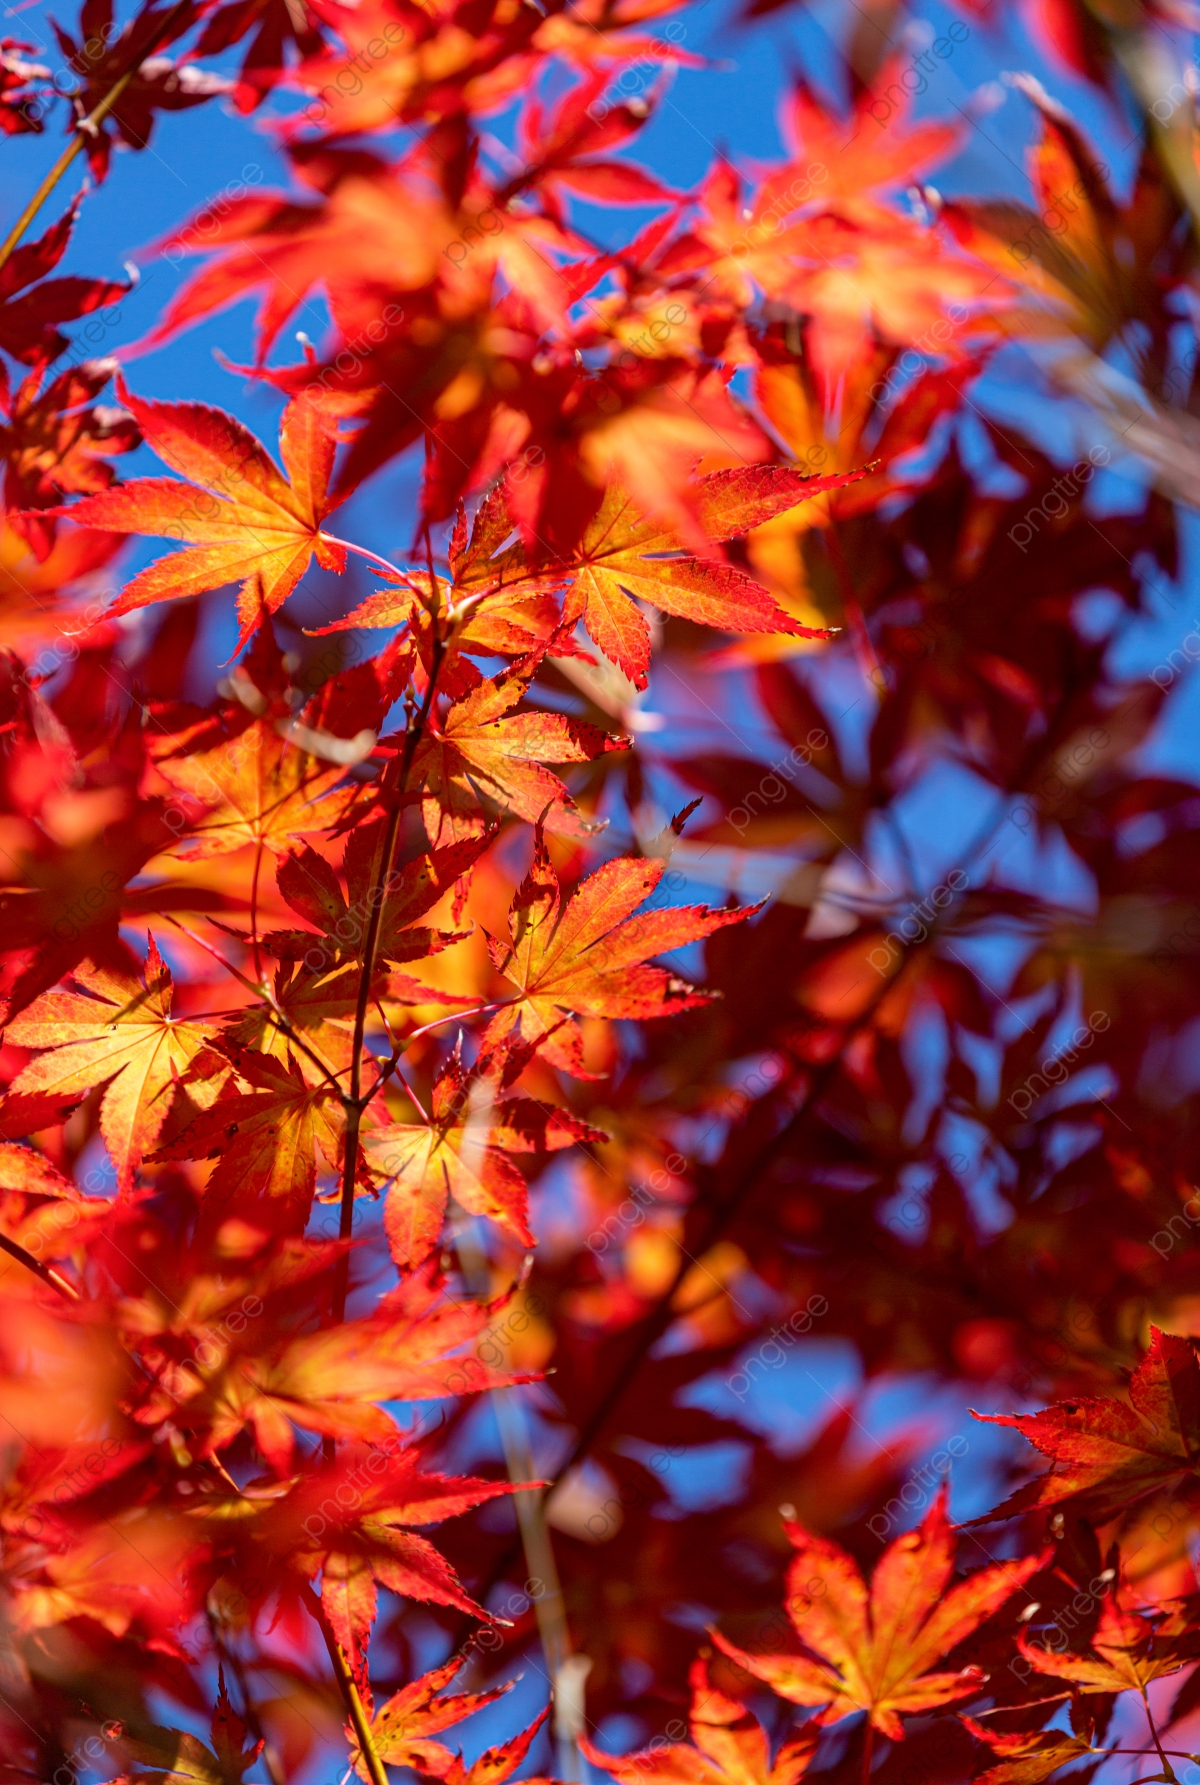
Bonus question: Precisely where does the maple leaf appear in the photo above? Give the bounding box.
[151,1042,344,1236]
[583,1654,818,1785]
[1,360,139,560]
[0,1139,75,1197]
[771,71,960,219]
[509,71,678,222]
[148,697,360,859]
[193,0,327,113]
[434,1710,552,1785]
[975,1327,1200,1524]
[958,1717,1096,1785]
[218,958,367,1074]
[152,1260,541,1470]
[140,161,457,362]
[363,1044,604,1270]
[51,382,345,644]
[5,939,211,1187]
[0,37,49,138]
[481,823,760,1075]
[411,654,628,844]
[712,1488,1043,1740]
[119,1675,264,1785]
[941,88,1175,362]
[0,197,130,366]
[472,467,859,689]
[0,793,190,1021]
[52,0,230,184]
[251,1447,525,1688]
[348,1653,515,1781]
[262,826,485,971]
[313,499,588,667]
[1017,1592,1200,1694]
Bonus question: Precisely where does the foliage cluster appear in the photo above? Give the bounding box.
[6,1,1200,1784]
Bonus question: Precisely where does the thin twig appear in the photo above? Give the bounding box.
[300,1583,390,1785]
[330,531,449,1326]
[250,837,265,988]
[0,1229,80,1301]
[1141,1687,1179,1784]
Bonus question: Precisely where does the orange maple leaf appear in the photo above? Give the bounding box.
[958,1716,1095,1785]
[434,1710,553,1785]
[975,1326,1200,1524]
[348,1653,515,1781]
[6,938,212,1187]
[151,1042,344,1236]
[584,1654,818,1785]
[146,1260,543,1472]
[481,823,761,1075]
[363,1043,605,1271]
[712,1487,1043,1741]
[49,381,345,644]
[261,822,485,979]
[411,655,628,844]
[471,467,856,688]
[1016,1591,1199,1695]
[258,1447,525,1692]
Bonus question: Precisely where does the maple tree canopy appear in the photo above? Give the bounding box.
[5,2,1200,1785]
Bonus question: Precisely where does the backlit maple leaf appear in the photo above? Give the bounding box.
[193,0,327,113]
[434,1710,552,1785]
[262,827,484,971]
[255,1447,523,1690]
[52,382,345,643]
[1,360,139,560]
[976,1327,1200,1524]
[482,823,760,1075]
[52,0,229,184]
[411,654,628,843]
[117,1675,264,1785]
[942,87,1181,362]
[713,1487,1043,1740]
[474,467,856,688]
[152,1042,344,1236]
[147,1260,542,1470]
[958,1716,1095,1785]
[0,197,129,366]
[314,495,588,667]
[1017,1592,1200,1695]
[148,694,360,859]
[6,938,211,1186]
[363,1044,604,1270]
[584,1654,818,1785]
[348,1653,515,1781]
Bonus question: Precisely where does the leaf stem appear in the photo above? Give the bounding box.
[301,1583,390,1785]
[0,0,197,277]
[1141,1687,1178,1784]
[162,916,347,1097]
[320,533,414,584]
[861,1721,874,1785]
[250,836,265,987]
